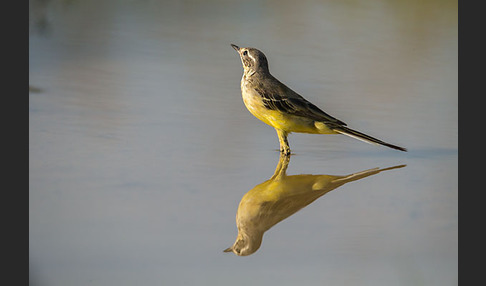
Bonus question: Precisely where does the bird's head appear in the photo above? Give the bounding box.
[223,231,263,256]
[231,44,269,76]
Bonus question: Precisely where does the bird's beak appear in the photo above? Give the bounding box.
[231,44,240,53]
[223,247,233,253]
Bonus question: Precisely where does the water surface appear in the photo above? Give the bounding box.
[30,0,457,285]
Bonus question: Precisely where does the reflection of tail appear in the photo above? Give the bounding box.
[333,126,407,152]
[333,164,406,184]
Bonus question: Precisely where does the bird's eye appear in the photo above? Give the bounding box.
[243,50,248,56]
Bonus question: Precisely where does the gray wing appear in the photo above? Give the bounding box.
[255,79,346,126]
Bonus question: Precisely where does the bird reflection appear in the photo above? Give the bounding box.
[224,154,405,256]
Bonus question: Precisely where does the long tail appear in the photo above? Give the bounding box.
[332,126,407,152]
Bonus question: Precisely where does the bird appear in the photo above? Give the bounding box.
[230,44,407,155]
[224,153,406,256]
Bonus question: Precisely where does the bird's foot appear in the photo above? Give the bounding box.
[280,147,291,156]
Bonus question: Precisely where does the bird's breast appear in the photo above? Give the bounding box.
[239,77,321,133]
[241,79,272,123]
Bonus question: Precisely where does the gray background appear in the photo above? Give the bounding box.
[30,0,457,285]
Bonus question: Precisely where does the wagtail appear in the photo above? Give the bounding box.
[231,44,407,155]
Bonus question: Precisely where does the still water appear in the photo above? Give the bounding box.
[29,0,457,285]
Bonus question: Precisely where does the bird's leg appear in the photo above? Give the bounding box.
[276,129,291,155]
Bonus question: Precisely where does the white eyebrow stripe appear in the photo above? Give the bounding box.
[247,50,256,63]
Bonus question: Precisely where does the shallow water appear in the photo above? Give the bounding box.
[30,0,457,285]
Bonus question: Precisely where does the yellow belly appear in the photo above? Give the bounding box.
[240,78,338,134]
[242,97,336,134]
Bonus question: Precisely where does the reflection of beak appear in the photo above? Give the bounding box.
[230,44,240,53]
